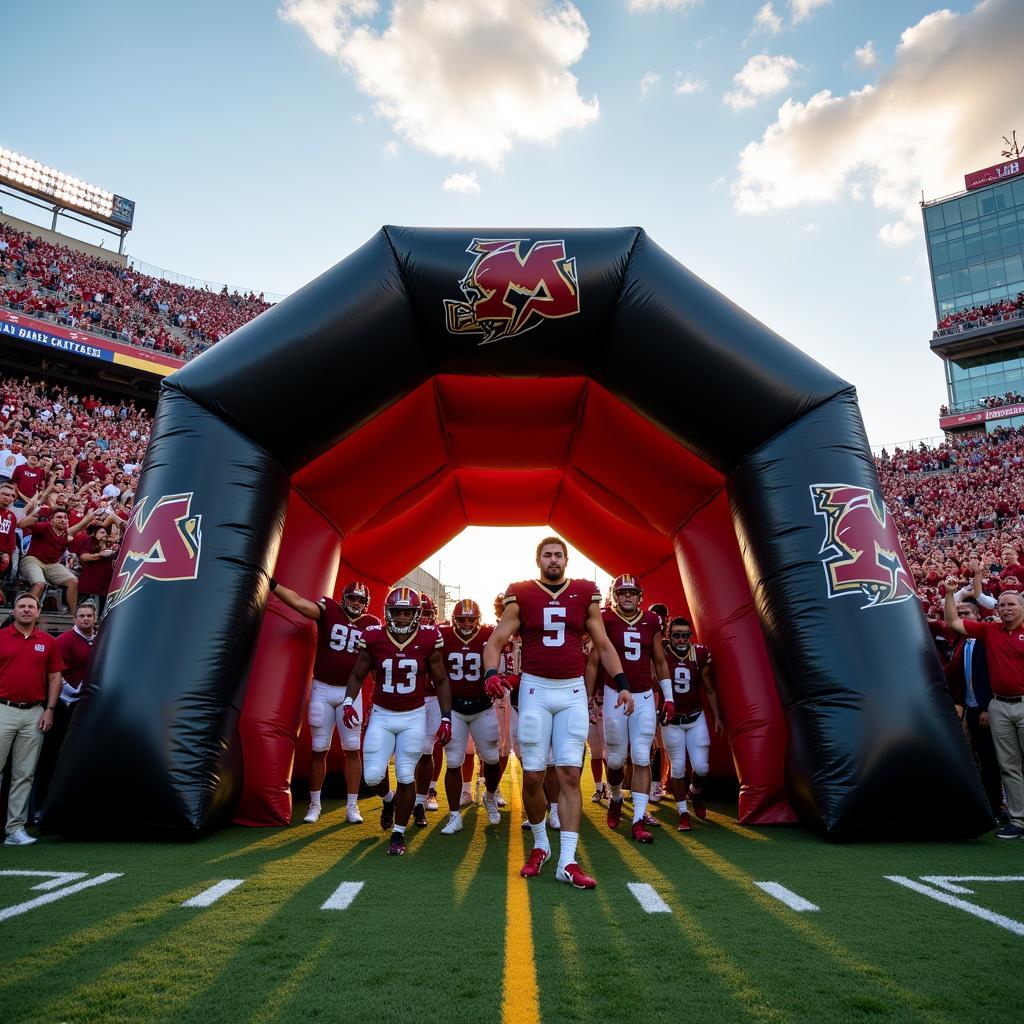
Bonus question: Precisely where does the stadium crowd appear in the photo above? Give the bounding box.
[0,223,271,360]
[933,293,1024,338]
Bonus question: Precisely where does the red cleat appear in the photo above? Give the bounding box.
[607,797,624,829]
[688,786,707,819]
[631,820,653,844]
[557,862,597,889]
[520,847,550,878]
[677,811,692,832]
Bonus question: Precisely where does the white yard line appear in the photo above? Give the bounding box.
[0,872,122,924]
[180,878,245,908]
[627,882,671,914]
[886,875,1024,936]
[754,881,819,912]
[321,881,364,911]
[0,870,89,891]
[920,875,1024,895]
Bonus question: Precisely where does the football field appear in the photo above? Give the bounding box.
[2,762,1022,1024]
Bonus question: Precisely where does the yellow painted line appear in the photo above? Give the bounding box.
[702,808,771,841]
[452,803,490,906]
[502,760,540,1024]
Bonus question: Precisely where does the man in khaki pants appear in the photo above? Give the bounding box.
[945,579,1024,839]
[0,593,64,845]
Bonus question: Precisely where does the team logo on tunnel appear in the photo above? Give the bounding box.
[106,492,202,613]
[810,483,915,609]
[444,238,580,344]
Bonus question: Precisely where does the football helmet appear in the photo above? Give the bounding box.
[610,573,643,614]
[341,580,370,618]
[452,599,481,638]
[419,592,437,625]
[384,587,421,636]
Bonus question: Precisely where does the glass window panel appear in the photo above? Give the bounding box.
[960,194,980,220]
[963,219,980,236]
[946,225,964,241]
[925,205,944,231]
[953,267,972,294]
[980,214,998,231]
[965,235,985,259]
[990,286,1009,303]
[944,201,962,225]
[1013,178,1024,206]
[988,260,1008,289]
[972,290,991,304]
[935,272,953,300]
[970,265,990,291]
[981,193,997,215]
[994,186,1011,211]
[982,229,1001,251]
[999,211,1017,226]
[932,243,949,265]
[948,240,966,262]
[1000,225,1020,249]
[939,298,956,314]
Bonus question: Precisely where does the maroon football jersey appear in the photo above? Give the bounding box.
[312,599,380,684]
[504,578,600,679]
[665,643,712,716]
[599,607,661,693]
[358,623,444,712]
[440,623,494,699]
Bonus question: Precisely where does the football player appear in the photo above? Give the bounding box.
[270,578,379,824]
[342,587,453,855]
[586,574,671,843]
[484,536,634,890]
[438,599,503,833]
[413,592,441,824]
[493,592,521,807]
[661,617,724,831]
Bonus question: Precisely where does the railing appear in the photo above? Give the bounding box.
[871,436,947,456]
[933,306,1024,339]
[942,395,1024,416]
[125,255,286,303]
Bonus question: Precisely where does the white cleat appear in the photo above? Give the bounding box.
[426,791,439,812]
[549,806,561,831]
[441,811,464,835]
[346,805,364,824]
[495,792,507,807]
[4,828,37,846]
[303,802,322,824]
[459,789,473,808]
[483,792,501,825]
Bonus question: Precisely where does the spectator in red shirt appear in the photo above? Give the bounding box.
[11,453,46,503]
[0,593,64,845]
[0,481,18,579]
[17,507,94,612]
[74,526,118,613]
[945,579,1024,840]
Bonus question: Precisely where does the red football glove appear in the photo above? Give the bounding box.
[660,699,675,725]
[435,717,452,746]
[484,673,509,700]
[342,702,360,729]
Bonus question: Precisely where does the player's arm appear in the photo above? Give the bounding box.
[584,643,600,701]
[340,650,374,726]
[585,601,634,715]
[427,649,454,745]
[268,579,322,621]
[67,508,95,538]
[701,660,724,737]
[943,576,968,636]
[483,601,520,671]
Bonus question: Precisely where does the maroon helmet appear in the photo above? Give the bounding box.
[384,587,421,636]
[419,592,437,625]
[341,580,370,618]
[610,573,643,613]
[452,599,482,638]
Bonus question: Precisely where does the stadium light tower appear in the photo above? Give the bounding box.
[0,145,135,253]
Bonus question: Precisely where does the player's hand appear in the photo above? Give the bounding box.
[616,690,634,716]
[484,674,509,700]
[659,699,674,725]
[342,702,360,729]
[435,718,452,746]
[714,716,725,737]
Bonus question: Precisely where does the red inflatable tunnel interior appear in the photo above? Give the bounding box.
[234,375,796,827]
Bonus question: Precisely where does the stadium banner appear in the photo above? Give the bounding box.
[939,402,1024,429]
[964,159,1022,191]
[0,309,182,375]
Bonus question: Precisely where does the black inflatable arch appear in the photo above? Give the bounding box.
[44,227,991,840]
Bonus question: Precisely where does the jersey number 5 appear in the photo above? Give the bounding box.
[542,606,566,647]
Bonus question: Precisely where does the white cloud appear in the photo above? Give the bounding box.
[442,172,481,194]
[627,0,701,11]
[674,74,707,95]
[724,54,801,110]
[853,40,877,67]
[382,140,399,157]
[801,222,819,233]
[640,71,661,98]
[280,0,599,168]
[731,0,1024,246]
[753,2,782,35]
[789,0,830,24]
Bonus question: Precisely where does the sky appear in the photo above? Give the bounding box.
[3,0,1022,600]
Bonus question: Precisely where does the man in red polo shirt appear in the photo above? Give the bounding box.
[0,592,64,845]
[17,506,94,612]
[945,577,1024,839]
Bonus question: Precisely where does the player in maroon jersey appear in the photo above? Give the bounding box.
[661,617,724,831]
[484,536,634,890]
[586,574,672,844]
[342,587,453,856]
[411,591,443,824]
[270,579,379,825]
[437,599,504,833]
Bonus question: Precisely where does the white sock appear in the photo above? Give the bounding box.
[558,830,579,870]
[650,784,658,797]
[415,793,427,807]
[677,799,688,814]
[393,824,406,835]
[610,784,622,800]
[309,790,321,806]
[461,783,472,796]
[530,820,551,854]
[346,793,358,809]
[428,785,437,795]
[633,793,649,824]
[384,790,395,803]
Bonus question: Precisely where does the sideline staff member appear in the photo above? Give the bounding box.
[0,592,63,846]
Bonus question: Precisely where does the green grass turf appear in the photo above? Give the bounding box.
[2,768,1022,1024]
